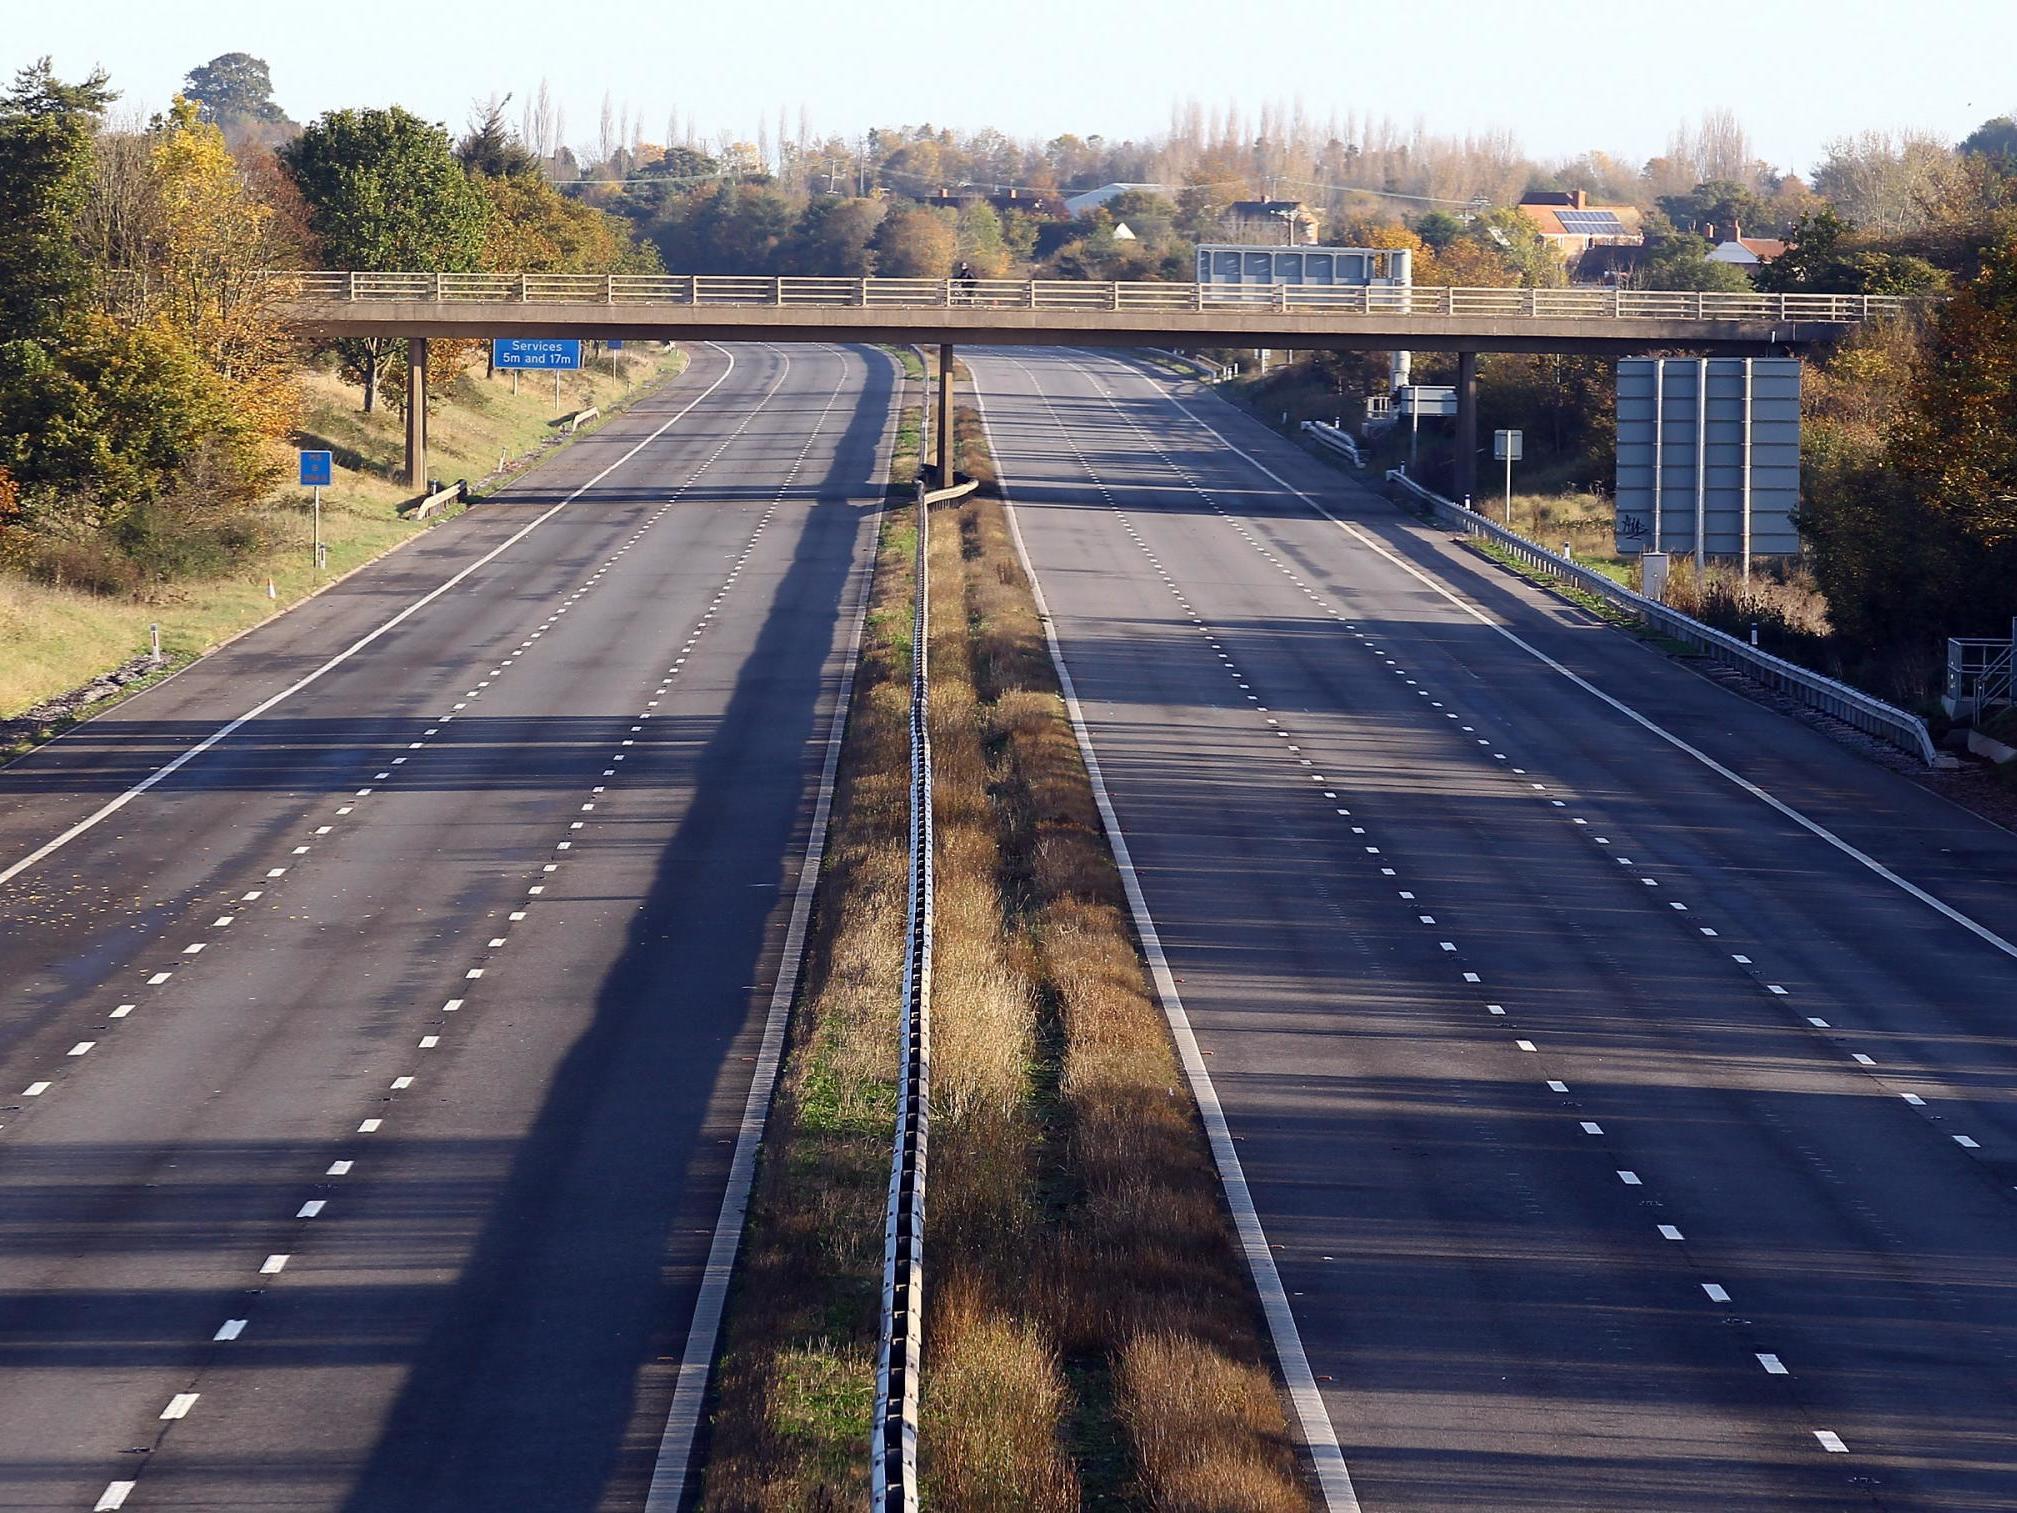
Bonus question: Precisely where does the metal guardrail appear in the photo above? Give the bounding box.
[873,477,935,1513]
[404,479,466,519]
[1300,420,1365,469]
[1149,348,1234,382]
[1384,469,1940,765]
[275,271,1923,325]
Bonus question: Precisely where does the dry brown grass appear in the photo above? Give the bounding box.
[1661,555,1835,640]
[928,401,1314,1509]
[1120,1334,1311,1513]
[917,462,1078,1510]
[1505,490,1622,567]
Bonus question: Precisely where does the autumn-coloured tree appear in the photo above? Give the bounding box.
[477,171,659,274]
[871,202,955,277]
[149,99,298,453]
[1896,233,2017,549]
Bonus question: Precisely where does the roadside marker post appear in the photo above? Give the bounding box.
[299,450,334,576]
[1494,429,1523,525]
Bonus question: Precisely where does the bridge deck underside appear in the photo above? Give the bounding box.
[281,300,1846,355]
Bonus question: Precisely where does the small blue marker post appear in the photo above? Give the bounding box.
[299,450,334,572]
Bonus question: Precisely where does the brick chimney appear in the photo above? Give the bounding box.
[1570,189,1587,209]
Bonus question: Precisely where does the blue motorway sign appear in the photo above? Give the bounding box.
[298,450,333,487]
[493,337,583,370]
[606,340,625,351]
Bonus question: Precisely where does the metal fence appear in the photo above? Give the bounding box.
[1384,469,1939,765]
[1300,420,1365,469]
[1945,634,2014,720]
[276,270,1922,325]
[872,478,937,1513]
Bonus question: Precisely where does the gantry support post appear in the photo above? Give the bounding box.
[1454,348,1479,505]
[404,337,429,490]
[936,343,955,490]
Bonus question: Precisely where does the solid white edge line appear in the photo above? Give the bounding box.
[643,344,899,1511]
[1113,357,2017,967]
[971,364,1362,1513]
[0,346,743,890]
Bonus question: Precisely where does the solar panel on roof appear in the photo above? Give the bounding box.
[1557,210,1626,233]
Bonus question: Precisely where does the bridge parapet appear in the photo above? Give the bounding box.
[276,270,1920,328]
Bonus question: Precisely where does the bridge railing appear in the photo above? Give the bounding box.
[275,271,1922,324]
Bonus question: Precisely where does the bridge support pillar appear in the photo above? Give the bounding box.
[936,344,955,488]
[404,338,429,490]
[1454,348,1478,505]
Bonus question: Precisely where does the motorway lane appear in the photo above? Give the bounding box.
[970,348,2017,1511]
[0,343,898,1510]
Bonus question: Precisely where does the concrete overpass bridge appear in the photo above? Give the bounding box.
[274,271,1919,496]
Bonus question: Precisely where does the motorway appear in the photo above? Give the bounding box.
[0,343,896,1511]
[6,334,2017,1513]
[969,348,2017,1512]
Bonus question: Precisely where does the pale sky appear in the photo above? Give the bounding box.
[12,0,2015,179]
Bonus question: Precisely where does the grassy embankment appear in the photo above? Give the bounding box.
[0,346,684,727]
[702,354,1309,1510]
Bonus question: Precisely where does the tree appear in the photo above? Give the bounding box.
[148,98,299,456]
[281,106,488,409]
[1812,131,1966,236]
[1759,209,1947,295]
[1657,179,1765,238]
[1639,232,1755,292]
[956,200,1010,276]
[1413,211,1465,250]
[183,54,286,126]
[778,195,882,276]
[182,53,294,151]
[1959,116,2017,173]
[457,96,535,180]
[871,202,955,277]
[0,59,115,340]
[1895,230,2017,549]
[478,171,658,274]
[0,315,264,521]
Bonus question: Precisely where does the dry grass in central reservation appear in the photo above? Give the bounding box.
[701,363,1311,1511]
[914,399,1312,1512]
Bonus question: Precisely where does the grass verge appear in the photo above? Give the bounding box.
[0,346,685,731]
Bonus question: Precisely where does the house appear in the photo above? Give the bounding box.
[1515,189,1644,255]
[1063,182,1167,217]
[1707,233,1789,266]
[1222,199,1324,246]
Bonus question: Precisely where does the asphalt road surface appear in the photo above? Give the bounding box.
[0,343,897,1512]
[969,347,2017,1513]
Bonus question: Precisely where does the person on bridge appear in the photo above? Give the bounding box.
[955,261,976,306]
